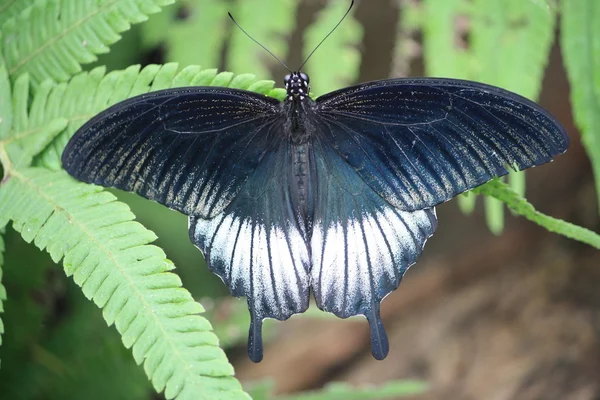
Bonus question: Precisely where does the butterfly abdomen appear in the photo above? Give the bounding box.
[291,143,316,224]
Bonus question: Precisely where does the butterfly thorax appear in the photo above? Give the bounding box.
[284,71,310,101]
[283,72,317,145]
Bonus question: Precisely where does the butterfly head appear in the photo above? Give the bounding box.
[284,72,310,101]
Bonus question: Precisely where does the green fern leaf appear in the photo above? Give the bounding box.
[421,0,557,232]
[1,0,175,85]
[0,0,35,27]
[473,179,600,249]
[141,0,229,68]
[303,1,363,97]
[15,63,284,169]
[0,167,250,400]
[561,0,600,213]
[227,0,298,79]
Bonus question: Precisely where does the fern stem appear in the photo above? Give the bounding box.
[474,180,600,249]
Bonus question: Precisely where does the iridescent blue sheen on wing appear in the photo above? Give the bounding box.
[189,144,310,363]
[62,87,282,218]
[310,140,437,360]
[316,78,570,211]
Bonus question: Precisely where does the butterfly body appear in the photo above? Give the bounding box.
[62,72,568,363]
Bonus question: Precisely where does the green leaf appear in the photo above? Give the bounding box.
[0,0,35,27]
[0,167,251,400]
[423,0,555,97]
[17,64,284,170]
[473,179,600,249]
[1,0,175,85]
[278,381,429,400]
[141,0,228,68]
[422,0,557,231]
[227,0,298,79]
[561,0,600,213]
[304,1,363,96]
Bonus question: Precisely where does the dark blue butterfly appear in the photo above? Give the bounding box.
[61,71,568,362]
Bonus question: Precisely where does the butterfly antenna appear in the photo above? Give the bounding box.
[298,0,355,71]
[228,12,292,73]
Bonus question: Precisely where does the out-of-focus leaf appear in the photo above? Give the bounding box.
[561,0,600,213]
[227,0,298,79]
[141,0,228,68]
[304,0,363,96]
[279,381,429,400]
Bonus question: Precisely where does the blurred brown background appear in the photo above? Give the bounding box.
[227,1,599,399]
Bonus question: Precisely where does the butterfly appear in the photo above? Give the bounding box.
[61,2,568,362]
[61,70,568,362]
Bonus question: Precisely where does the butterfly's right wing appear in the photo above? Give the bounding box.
[189,143,310,363]
[315,78,569,211]
[309,139,437,360]
[62,87,282,218]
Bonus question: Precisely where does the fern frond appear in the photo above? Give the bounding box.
[561,0,600,213]
[0,0,35,27]
[303,1,363,96]
[0,64,283,170]
[141,0,228,69]
[227,0,298,79]
[473,179,600,249]
[0,0,175,85]
[0,167,251,400]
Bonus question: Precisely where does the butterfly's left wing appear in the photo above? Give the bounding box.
[189,143,310,363]
[315,78,569,211]
[310,139,437,360]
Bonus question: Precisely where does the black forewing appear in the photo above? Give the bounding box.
[189,142,310,363]
[315,78,569,211]
[62,87,282,218]
[310,139,437,360]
